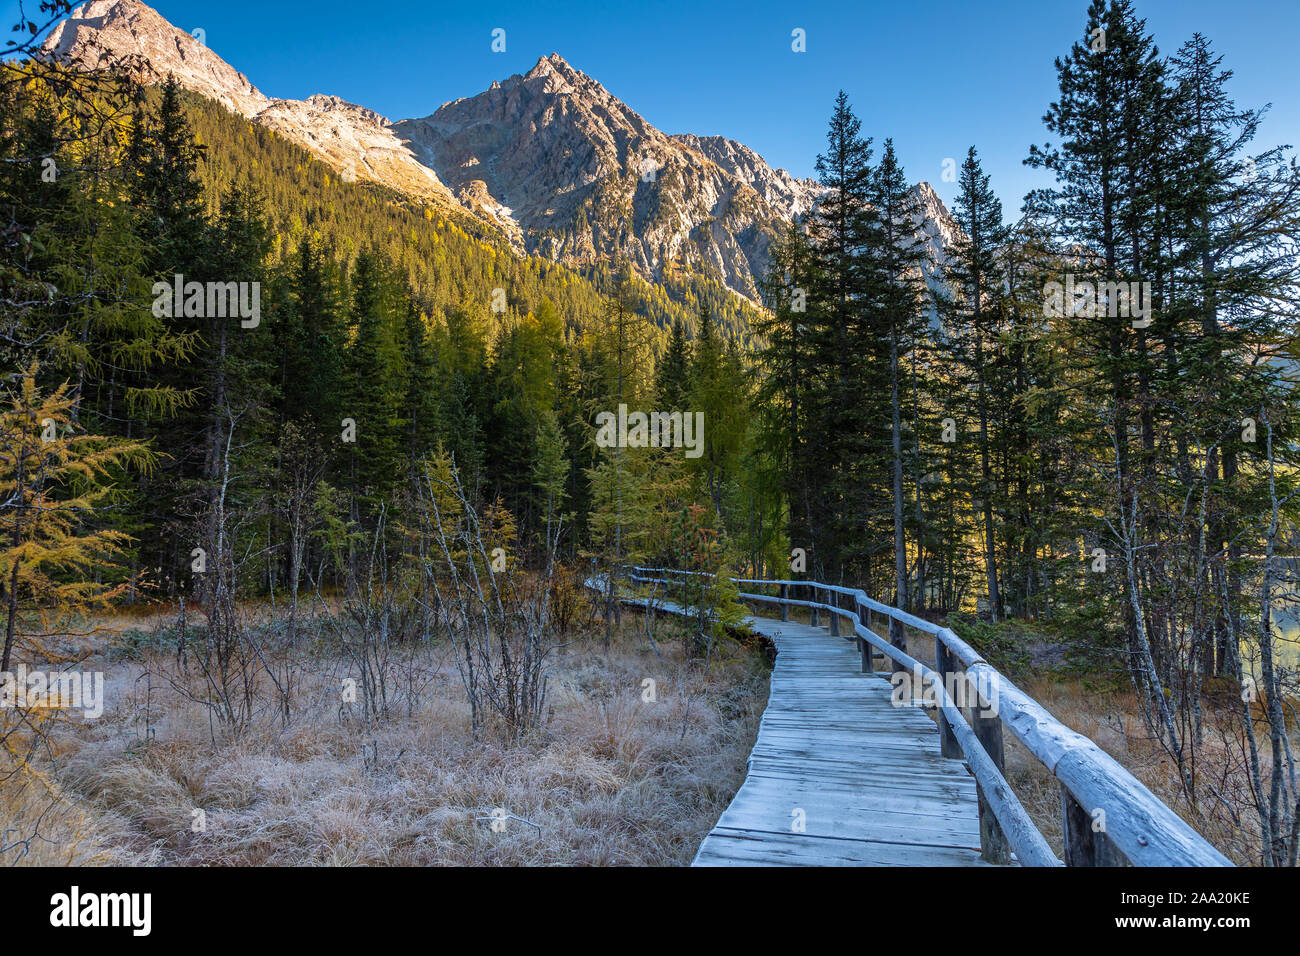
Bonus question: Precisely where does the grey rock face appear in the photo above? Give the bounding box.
[46,2,963,303]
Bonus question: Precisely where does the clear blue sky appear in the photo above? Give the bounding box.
[12,0,1299,214]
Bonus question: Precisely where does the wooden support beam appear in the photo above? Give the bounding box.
[1061,785,1129,866]
[934,637,961,759]
[889,617,907,674]
[973,696,1011,865]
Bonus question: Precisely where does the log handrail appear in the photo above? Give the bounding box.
[616,566,1232,868]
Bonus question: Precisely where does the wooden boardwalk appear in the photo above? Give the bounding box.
[692,614,991,867]
[608,568,1230,867]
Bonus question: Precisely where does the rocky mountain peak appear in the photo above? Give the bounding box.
[910,181,961,270]
[42,1,962,303]
[672,133,822,220]
[525,52,577,80]
[393,52,792,297]
[42,0,461,207]
[45,0,268,116]
[302,94,390,128]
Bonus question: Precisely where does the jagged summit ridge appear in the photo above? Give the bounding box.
[43,1,961,301]
[46,0,268,116]
[44,0,461,206]
[672,133,821,219]
[393,53,826,297]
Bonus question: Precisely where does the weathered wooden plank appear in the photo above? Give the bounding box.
[716,789,982,843]
[746,760,982,791]
[694,828,993,867]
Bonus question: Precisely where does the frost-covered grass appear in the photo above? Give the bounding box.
[2,611,768,866]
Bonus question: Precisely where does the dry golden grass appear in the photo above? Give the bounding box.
[0,757,152,865]
[3,613,769,866]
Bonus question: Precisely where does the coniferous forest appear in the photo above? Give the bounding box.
[2,0,1300,881]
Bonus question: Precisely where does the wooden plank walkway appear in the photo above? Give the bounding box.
[692,614,993,867]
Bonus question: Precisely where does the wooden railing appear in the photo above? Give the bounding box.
[612,567,1232,868]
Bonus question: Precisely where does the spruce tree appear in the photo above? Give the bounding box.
[129,78,206,273]
[688,304,748,520]
[937,147,1013,620]
[865,140,928,614]
[755,221,819,572]
[1026,0,1167,504]
[1167,33,1300,678]
[342,249,405,539]
[400,299,438,486]
[803,92,877,581]
[654,317,691,410]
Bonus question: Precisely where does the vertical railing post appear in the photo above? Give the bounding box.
[888,617,906,673]
[864,606,877,671]
[867,606,874,668]
[934,638,960,759]
[810,586,820,627]
[779,583,789,622]
[972,688,1011,865]
[1061,786,1128,866]
[829,590,840,636]
[856,599,872,672]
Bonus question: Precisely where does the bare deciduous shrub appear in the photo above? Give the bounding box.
[415,452,553,738]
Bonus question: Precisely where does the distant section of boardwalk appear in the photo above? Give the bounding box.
[692,615,990,867]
